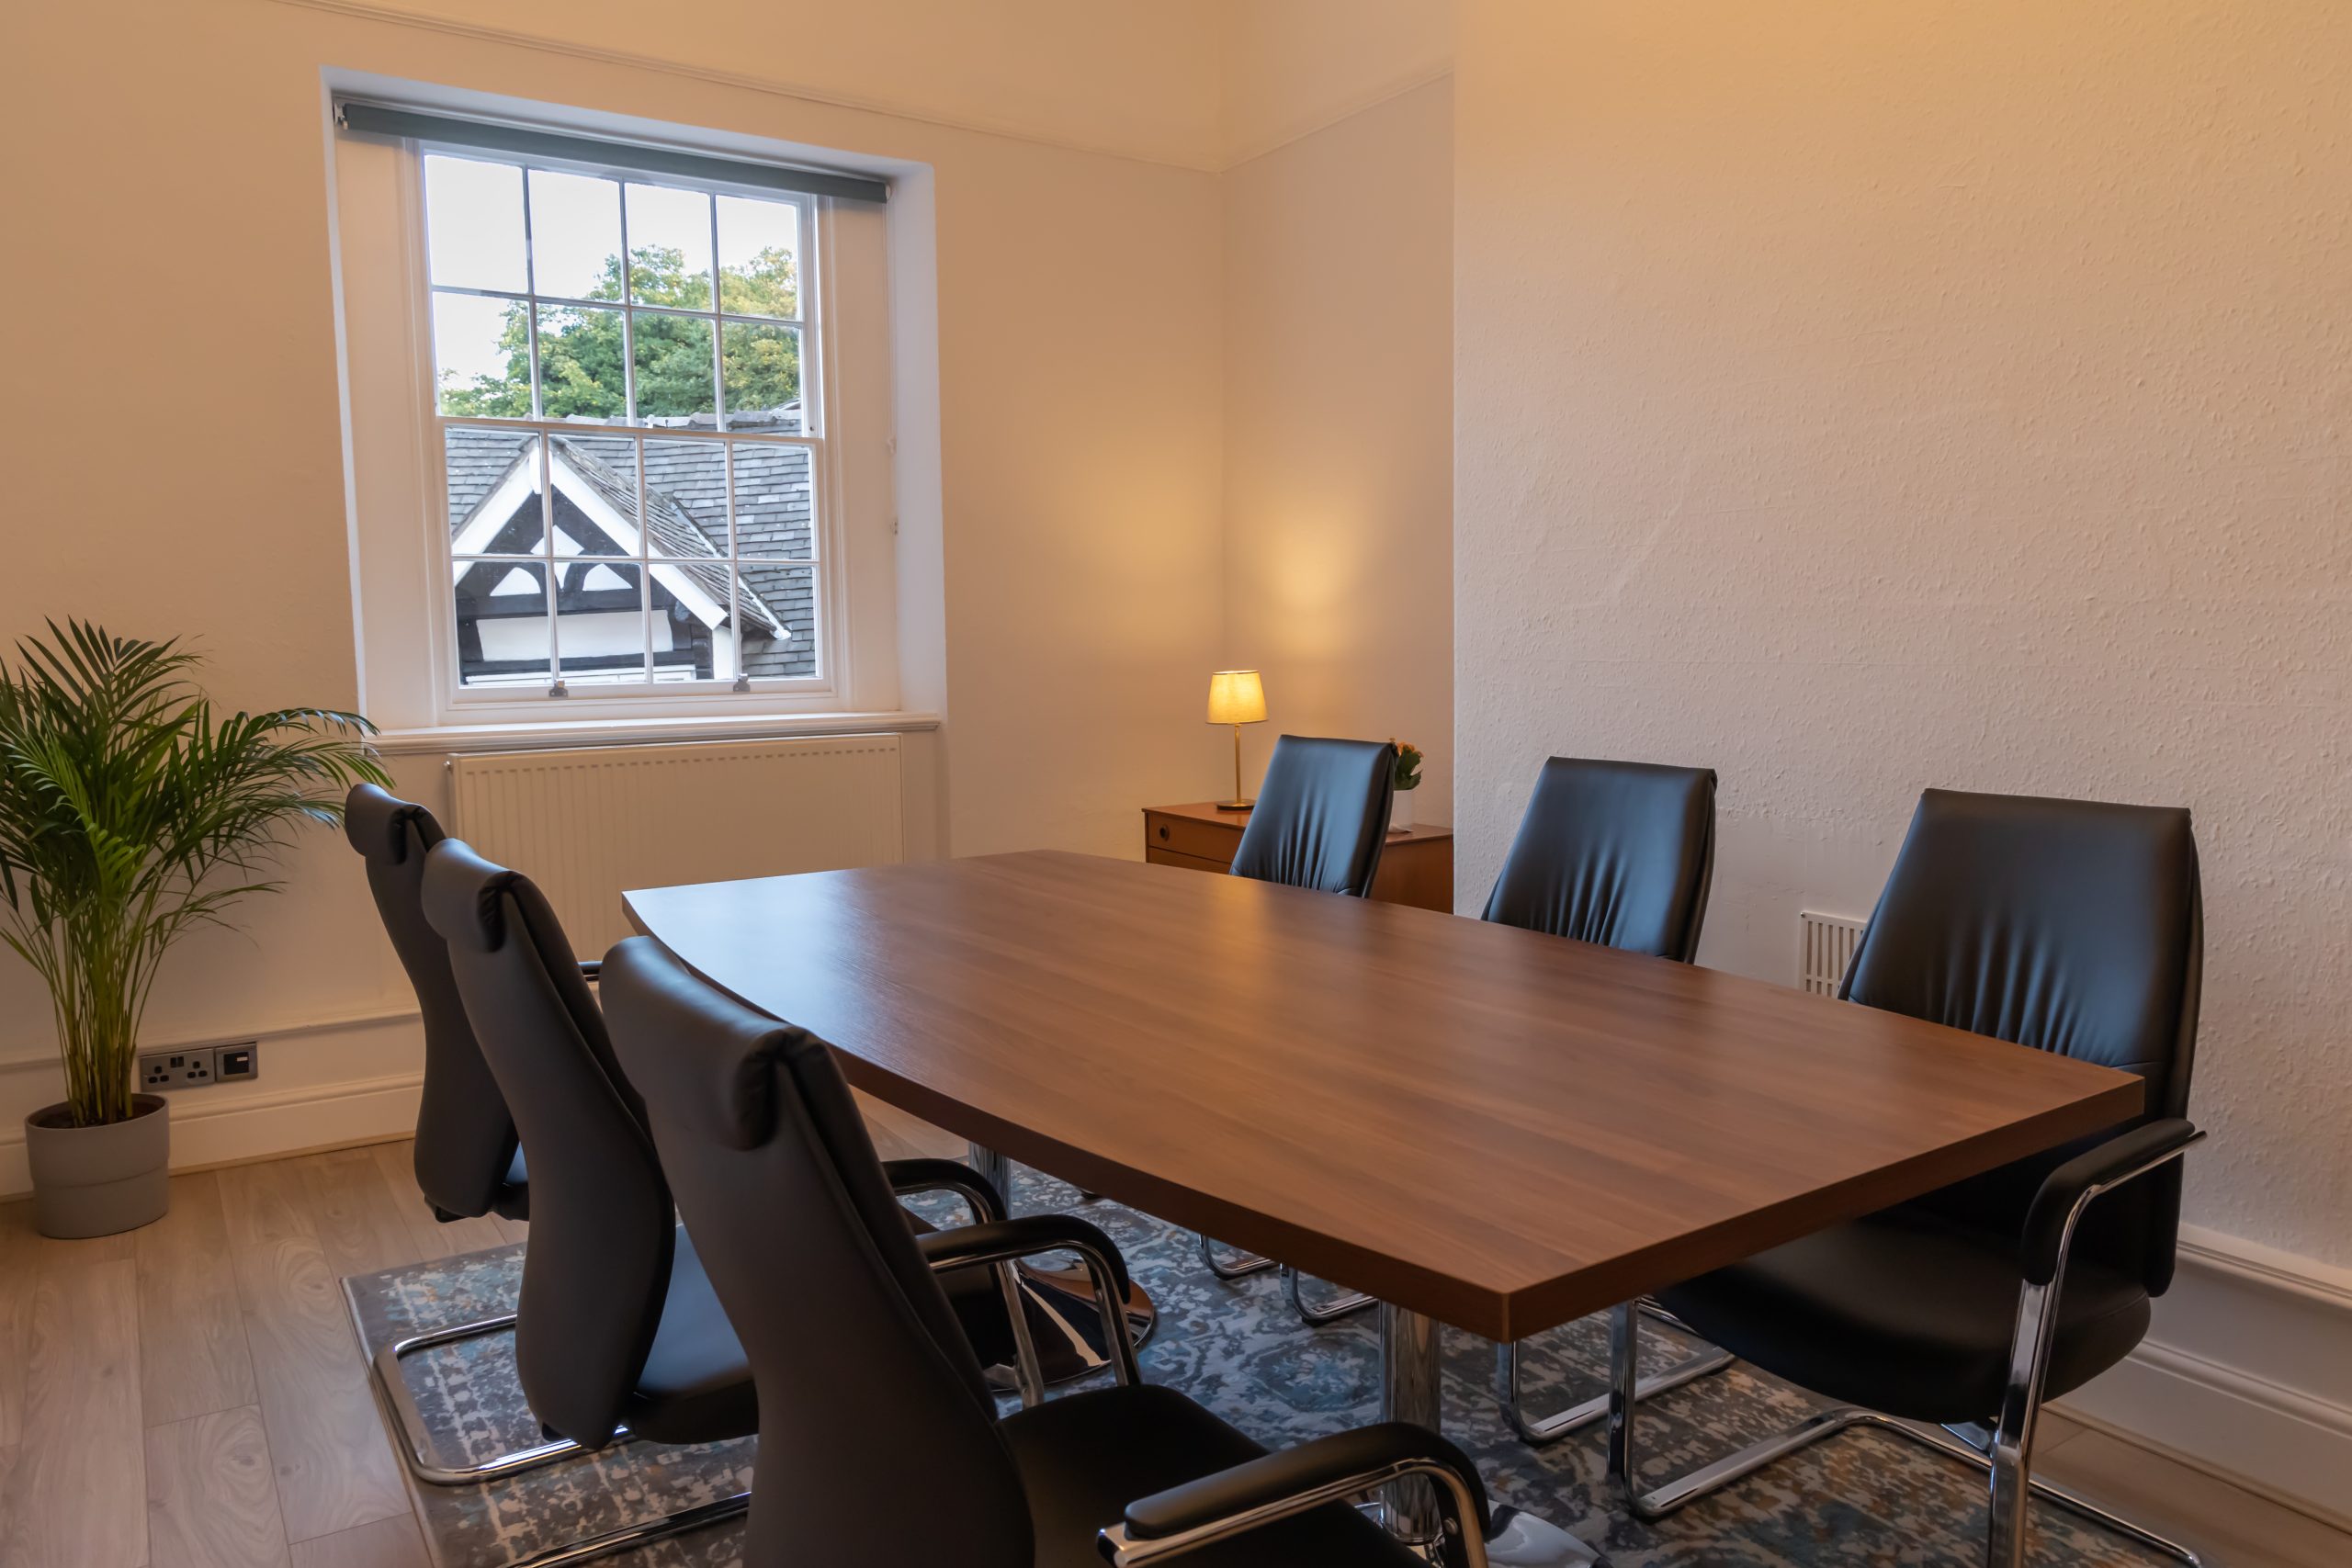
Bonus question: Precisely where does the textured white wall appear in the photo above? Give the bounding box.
[1456,1,2351,1265]
[1221,79,1454,821]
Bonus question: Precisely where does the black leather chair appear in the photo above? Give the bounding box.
[1227,734,1397,897]
[599,933,1499,1568]
[1613,789,2206,1568]
[415,839,1029,1562]
[344,784,529,1224]
[1478,758,1727,1444]
[345,784,549,1485]
[1205,736,1398,1313]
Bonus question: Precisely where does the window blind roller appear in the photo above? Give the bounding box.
[335,101,888,205]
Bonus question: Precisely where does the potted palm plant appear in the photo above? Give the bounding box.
[0,622,386,1237]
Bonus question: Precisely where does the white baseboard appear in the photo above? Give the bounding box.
[0,1011,425,1197]
[2052,1224,2352,1530]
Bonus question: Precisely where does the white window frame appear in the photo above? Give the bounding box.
[336,96,903,738]
[403,141,853,714]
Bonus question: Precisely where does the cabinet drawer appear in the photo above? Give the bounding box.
[1144,811,1241,864]
[1146,845,1234,875]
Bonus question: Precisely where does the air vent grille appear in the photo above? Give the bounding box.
[1799,910,1868,998]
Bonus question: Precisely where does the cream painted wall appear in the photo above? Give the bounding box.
[1221,79,1453,823]
[288,0,1223,168]
[0,0,1223,1168]
[1454,1,2352,1269]
[1216,0,1450,165]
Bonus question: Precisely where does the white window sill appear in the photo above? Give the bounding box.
[371,709,941,757]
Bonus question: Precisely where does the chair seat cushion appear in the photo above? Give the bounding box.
[1001,1384,1424,1568]
[492,1145,529,1222]
[628,1227,758,1443]
[1657,1204,2149,1424]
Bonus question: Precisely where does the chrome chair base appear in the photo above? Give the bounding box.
[1196,1235,1374,1325]
[1620,1402,2200,1564]
[1497,1301,1733,1446]
[1198,1232,1278,1280]
[355,1302,622,1484]
[1283,1264,1376,1324]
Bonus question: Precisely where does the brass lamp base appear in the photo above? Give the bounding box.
[1215,798,1253,812]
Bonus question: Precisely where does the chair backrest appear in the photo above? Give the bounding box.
[343,784,520,1219]
[1228,735,1397,897]
[1481,758,1717,960]
[601,937,1032,1568]
[420,839,673,1447]
[1842,788,2202,1293]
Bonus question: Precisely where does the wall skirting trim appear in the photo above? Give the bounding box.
[2052,1223,2352,1529]
[1,1069,424,1199]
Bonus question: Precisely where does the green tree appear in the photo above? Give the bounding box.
[442,244,799,420]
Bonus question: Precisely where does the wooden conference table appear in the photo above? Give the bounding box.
[626,851,2143,1559]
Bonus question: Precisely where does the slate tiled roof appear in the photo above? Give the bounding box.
[444,405,814,677]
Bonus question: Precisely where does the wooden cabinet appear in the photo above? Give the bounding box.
[1140,801,1454,912]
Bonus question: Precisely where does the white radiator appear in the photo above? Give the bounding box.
[447,735,903,954]
[1798,909,1868,998]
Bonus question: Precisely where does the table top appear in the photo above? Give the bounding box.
[1145,800,1453,842]
[625,851,2143,1340]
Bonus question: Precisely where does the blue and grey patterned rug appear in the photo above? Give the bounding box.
[345,1168,2183,1567]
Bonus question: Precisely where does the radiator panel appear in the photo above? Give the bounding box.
[447,735,904,955]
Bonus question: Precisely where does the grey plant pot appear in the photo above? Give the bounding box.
[23,1093,171,1238]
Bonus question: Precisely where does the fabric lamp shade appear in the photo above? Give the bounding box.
[1207,670,1267,726]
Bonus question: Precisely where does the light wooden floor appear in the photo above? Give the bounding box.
[2,1107,2343,1568]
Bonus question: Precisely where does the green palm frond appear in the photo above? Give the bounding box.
[0,621,390,1126]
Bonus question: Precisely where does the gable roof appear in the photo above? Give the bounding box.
[445,413,817,661]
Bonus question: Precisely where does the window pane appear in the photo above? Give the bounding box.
[624,184,714,308]
[720,321,801,429]
[424,155,526,292]
[527,169,623,300]
[717,195,798,318]
[728,444,815,559]
[632,314,716,421]
[453,558,550,686]
[640,440,730,557]
[444,425,539,549]
[649,560,737,682]
[736,565,815,679]
[432,293,531,418]
[557,558,649,682]
[545,432,635,556]
[535,306,628,422]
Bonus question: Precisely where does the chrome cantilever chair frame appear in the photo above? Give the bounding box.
[1193,1237,1377,1325]
[1493,1298,1733,1445]
[356,1162,1015,1486]
[1604,1134,2206,1568]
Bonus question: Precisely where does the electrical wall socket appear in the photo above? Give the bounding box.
[139,1047,216,1089]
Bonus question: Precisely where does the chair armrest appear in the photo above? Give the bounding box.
[577,959,602,982]
[918,1213,1131,1301]
[1100,1423,1491,1566]
[920,1213,1141,1388]
[2021,1118,2202,1285]
[1136,1421,1489,1540]
[886,1157,1006,1226]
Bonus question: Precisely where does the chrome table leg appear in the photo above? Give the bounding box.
[967,1141,1011,1197]
[1380,1303,1603,1566]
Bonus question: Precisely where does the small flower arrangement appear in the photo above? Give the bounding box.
[1391,739,1424,792]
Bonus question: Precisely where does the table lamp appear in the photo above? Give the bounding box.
[1206,669,1267,811]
